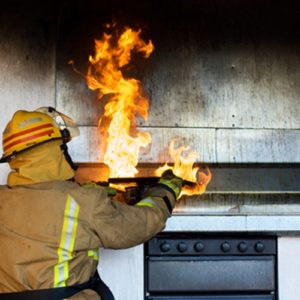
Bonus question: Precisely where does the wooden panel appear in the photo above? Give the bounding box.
[216,129,300,163]
[68,126,216,163]
[56,0,300,130]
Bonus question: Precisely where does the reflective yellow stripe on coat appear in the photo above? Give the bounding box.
[135,196,169,218]
[135,197,158,209]
[54,195,80,287]
[87,249,99,261]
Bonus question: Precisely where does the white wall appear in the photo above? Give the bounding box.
[278,237,300,300]
[98,246,144,300]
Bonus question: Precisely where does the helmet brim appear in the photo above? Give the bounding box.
[0,137,63,164]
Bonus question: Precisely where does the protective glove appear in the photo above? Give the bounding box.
[158,169,184,199]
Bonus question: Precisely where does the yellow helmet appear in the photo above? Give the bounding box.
[0,107,77,162]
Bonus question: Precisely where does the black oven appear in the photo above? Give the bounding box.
[145,233,277,300]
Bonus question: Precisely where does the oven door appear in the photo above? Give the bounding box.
[146,256,275,300]
[147,256,275,292]
[147,296,274,300]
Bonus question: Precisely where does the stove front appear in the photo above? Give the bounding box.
[145,233,277,300]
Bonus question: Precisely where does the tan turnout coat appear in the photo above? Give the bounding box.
[0,180,175,299]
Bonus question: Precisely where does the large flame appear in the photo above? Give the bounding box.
[155,140,212,197]
[85,25,211,197]
[86,25,154,177]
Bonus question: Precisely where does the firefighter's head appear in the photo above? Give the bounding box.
[0,107,79,186]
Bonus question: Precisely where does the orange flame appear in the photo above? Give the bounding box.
[155,140,212,196]
[86,26,154,177]
[85,25,211,198]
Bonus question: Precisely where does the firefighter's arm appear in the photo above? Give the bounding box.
[91,171,183,249]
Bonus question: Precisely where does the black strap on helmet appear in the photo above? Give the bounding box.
[60,143,77,171]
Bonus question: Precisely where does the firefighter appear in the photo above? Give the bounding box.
[0,107,183,300]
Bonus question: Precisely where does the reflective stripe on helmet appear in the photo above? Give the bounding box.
[4,129,55,153]
[3,123,54,144]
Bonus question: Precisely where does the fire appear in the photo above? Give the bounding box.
[155,140,212,197]
[86,25,154,177]
[84,24,211,197]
